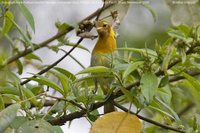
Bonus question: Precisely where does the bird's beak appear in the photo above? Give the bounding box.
[97,27,103,31]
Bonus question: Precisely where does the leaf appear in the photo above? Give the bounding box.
[10,116,28,129]
[155,97,180,122]
[179,47,186,64]
[49,70,70,96]
[0,104,21,132]
[90,112,142,133]
[50,101,65,114]
[2,94,20,102]
[1,10,14,36]
[140,72,159,103]
[55,21,70,42]
[177,24,191,37]
[17,119,55,133]
[75,73,113,83]
[10,18,33,49]
[157,85,172,105]
[54,67,76,81]
[27,75,64,94]
[161,44,175,71]
[18,1,35,32]
[167,28,186,40]
[22,87,38,106]
[149,105,175,120]
[25,53,42,62]
[123,61,143,79]
[52,126,64,133]
[120,87,140,108]
[181,72,200,104]
[77,66,110,75]
[0,94,5,111]
[16,59,23,75]
[118,47,157,57]
[0,86,20,95]
[159,76,169,88]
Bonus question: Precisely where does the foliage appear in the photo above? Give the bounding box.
[0,0,200,133]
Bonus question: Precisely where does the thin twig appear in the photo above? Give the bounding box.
[47,68,200,126]
[113,102,186,133]
[5,3,114,65]
[5,27,73,65]
[95,0,106,20]
[45,94,86,111]
[20,38,83,85]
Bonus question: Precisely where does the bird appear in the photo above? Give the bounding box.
[91,21,117,113]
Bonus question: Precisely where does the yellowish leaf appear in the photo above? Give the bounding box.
[90,112,143,133]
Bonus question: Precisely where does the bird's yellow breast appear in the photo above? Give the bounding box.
[92,30,116,54]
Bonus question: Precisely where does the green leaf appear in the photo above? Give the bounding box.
[179,47,186,64]
[16,59,23,75]
[0,86,19,95]
[10,116,28,129]
[75,73,113,83]
[177,24,191,37]
[55,21,70,42]
[140,72,159,103]
[155,97,180,122]
[54,67,76,81]
[167,28,186,40]
[2,94,20,102]
[49,70,70,96]
[157,85,171,105]
[118,47,157,57]
[149,105,175,120]
[52,126,63,133]
[0,104,21,132]
[1,10,14,36]
[77,66,110,75]
[159,76,169,88]
[10,17,33,49]
[181,72,200,104]
[17,119,55,133]
[27,75,64,94]
[120,87,140,108]
[123,61,143,79]
[18,2,35,32]
[22,87,38,106]
[161,44,175,71]
[0,94,5,111]
[25,53,42,62]
[50,101,65,114]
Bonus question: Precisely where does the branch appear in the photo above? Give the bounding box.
[19,3,115,85]
[20,38,83,85]
[47,69,200,126]
[45,94,86,111]
[5,27,73,65]
[5,3,114,65]
[49,98,107,125]
[113,102,186,133]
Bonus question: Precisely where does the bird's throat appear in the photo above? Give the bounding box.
[93,35,116,54]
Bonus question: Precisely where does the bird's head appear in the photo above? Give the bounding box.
[94,21,113,37]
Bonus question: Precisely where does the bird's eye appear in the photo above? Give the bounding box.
[103,24,107,27]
